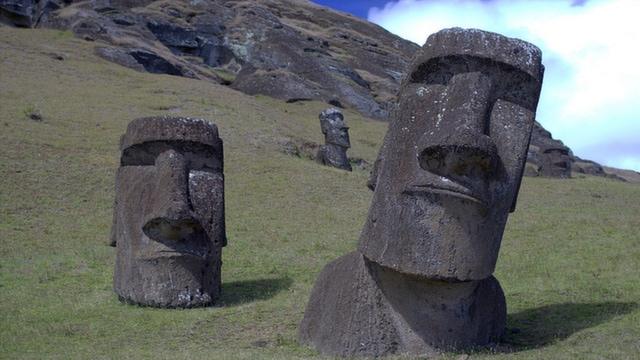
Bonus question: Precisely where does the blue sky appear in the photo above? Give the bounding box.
[310,0,640,173]
[310,1,390,18]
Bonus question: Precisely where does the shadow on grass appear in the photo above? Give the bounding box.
[497,301,638,352]
[215,277,293,307]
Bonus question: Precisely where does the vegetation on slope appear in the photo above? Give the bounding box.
[1,27,639,359]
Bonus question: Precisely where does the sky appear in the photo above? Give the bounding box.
[310,0,640,173]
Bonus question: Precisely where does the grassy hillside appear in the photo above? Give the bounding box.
[1,27,639,359]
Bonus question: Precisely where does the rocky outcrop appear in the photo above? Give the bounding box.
[7,0,418,120]
[0,0,66,27]
[525,121,611,178]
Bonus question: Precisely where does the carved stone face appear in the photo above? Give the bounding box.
[539,144,571,178]
[358,28,543,281]
[110,117,226,307]
[320,108,350,149]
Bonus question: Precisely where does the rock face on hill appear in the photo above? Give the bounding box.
[526,120,617,179]
[1,0,630,178]
[2,0,417,120]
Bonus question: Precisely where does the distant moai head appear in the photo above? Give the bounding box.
[358,28,544,281]
[319,108,350,149]
[110,116,226,308]
[539,143,571,178]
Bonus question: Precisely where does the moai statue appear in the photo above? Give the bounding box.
[110,116,226,308]
[316,108,352,171]
[539,143,571,178]
[299,28,544,357]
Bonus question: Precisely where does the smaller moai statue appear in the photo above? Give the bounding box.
[539,143,571,178]
[110,116,226,308]
[316,108,352,171]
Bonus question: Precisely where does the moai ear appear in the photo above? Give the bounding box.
[367,128,392,191]
[366,156,381,191]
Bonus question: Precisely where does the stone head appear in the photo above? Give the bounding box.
[358,28,543,281]
[110,116,226,307]
[539,143,571,178]
[319,108,350,149]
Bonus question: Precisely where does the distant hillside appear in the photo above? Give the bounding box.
[6,0,418,120]
[1,0,638,180]
[2,26,640,359]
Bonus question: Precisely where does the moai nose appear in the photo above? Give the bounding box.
[442,71,494,136]
[419,72,499,181]
[143,149,201,241]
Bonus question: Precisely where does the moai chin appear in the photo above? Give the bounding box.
[316,108,352,171]
[299,28,544,357]
[110,116,226,308]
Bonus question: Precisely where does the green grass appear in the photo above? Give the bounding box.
[1,27,639,359]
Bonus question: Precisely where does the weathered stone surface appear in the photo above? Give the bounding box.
[298,251,506,358]
[299,28,543,356]
[0,0,61,27]
[93,46,146,72]
[127,48,184,76]
[359,27,543,281]
[538,143,571,178]
[525,121,572,178]
[316,108,351,171]
[27,0,418,119]
[572,158,606,176]
[94,46,185,76]
[110,116,226,308]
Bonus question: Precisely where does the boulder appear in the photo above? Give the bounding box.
[0,0,63,27]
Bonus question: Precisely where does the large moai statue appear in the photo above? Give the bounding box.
[110,116,226,308]
[299,28,544,357]
[316,108,352,171]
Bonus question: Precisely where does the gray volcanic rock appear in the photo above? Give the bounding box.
[25,0,418,119]
[538,143,571,178]
[525,120,609,178]
[0,0,63,27]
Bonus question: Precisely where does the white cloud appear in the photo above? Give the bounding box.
[368,0,640,172]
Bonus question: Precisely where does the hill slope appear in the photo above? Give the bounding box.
[1,25,640,359]
[30,0,419,120]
